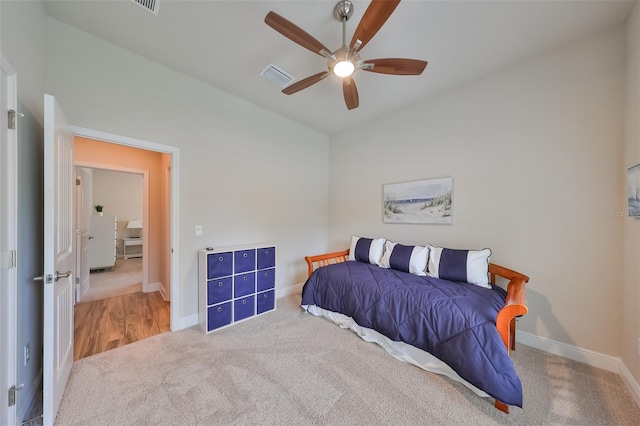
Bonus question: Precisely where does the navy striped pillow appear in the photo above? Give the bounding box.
[427,245,492,288]
[379,241,428,276]
[348,236,386,265]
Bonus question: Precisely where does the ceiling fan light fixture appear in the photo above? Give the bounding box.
[329,47,360,78]
[333,60,355,77]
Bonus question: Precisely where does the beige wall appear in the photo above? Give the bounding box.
[75,137,167,289]
[329,26,626,357]
[92,169,144,252]
[92,169,143,223]
[47,17,330,321]
[623,1,640,383]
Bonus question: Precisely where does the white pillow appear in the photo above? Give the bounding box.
[427,245,492,288]
[379,241,428,276]
[348,236,386,266]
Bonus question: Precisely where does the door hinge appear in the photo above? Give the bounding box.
[7,110,22,130]
[8,384,23,407]
[8,110,16,130]
[0,250,16,269]
[76,277,80,284]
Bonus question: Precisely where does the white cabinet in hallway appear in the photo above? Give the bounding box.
[89,215,117,270]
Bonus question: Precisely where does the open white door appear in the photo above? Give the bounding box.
[42,94,75,425]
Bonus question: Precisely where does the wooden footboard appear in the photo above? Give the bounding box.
[305,249,529,414]
[489,263,529,355]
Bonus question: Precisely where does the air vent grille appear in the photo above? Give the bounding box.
[260,64,294,88]
[130,0,160,15]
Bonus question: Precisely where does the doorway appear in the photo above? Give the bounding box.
[75,167,145,303]
[71,130,178,359]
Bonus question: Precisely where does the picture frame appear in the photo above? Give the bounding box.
[628,164,640,217]
[383,177,453,224]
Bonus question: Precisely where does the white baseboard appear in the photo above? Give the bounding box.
[144,281,162,293]
[517,330,640,407]
[157,284,169,301]
[276,282,303,299]
[516,330,620,372]
[172,313,198,331]
[619,361,640,408]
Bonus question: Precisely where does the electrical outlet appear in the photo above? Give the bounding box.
[195,225,203,236]
[24,343,30,366]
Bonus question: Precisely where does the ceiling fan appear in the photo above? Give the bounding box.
[264,0,428,110]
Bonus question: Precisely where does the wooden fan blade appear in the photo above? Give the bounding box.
[342,77,359,110]
[282,71,329,95]
[265,11,331,57]
[350,0,401,52]
[362,58,428,75]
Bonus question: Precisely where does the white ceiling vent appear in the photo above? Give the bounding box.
[260,64,294,88]
[130,0,160,16]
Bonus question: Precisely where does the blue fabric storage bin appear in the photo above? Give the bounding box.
[234,295,255,321]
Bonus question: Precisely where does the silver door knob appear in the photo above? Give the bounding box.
[54,270,72,281]
[33,270,71,282]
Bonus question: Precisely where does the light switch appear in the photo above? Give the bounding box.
[195,225,203,236]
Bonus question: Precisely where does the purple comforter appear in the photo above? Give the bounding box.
[301,261,523,407]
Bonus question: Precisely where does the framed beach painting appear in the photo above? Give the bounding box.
[383,177,453,224]
[628,164,640,217]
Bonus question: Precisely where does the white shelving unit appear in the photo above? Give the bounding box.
[123,237,143,259]
[198,244,276,333]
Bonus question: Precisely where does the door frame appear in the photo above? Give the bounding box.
[0,55,18,426]
[74,162,150,296]
[73,168,91,302]
[71,126,180,329]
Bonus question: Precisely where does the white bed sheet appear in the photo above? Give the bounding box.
[302,304,489,398]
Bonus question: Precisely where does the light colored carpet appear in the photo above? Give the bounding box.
[80,258,142,303]
[54,294,640,425]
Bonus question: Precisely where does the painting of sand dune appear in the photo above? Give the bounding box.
[384,177,453,224]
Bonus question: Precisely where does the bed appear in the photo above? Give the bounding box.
[301,248,529,413]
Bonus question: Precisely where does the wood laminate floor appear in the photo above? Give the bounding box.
[74,291,170,360]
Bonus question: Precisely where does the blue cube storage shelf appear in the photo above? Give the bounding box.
[199,245,276,333]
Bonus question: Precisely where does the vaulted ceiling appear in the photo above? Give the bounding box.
[44,0,636,135]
